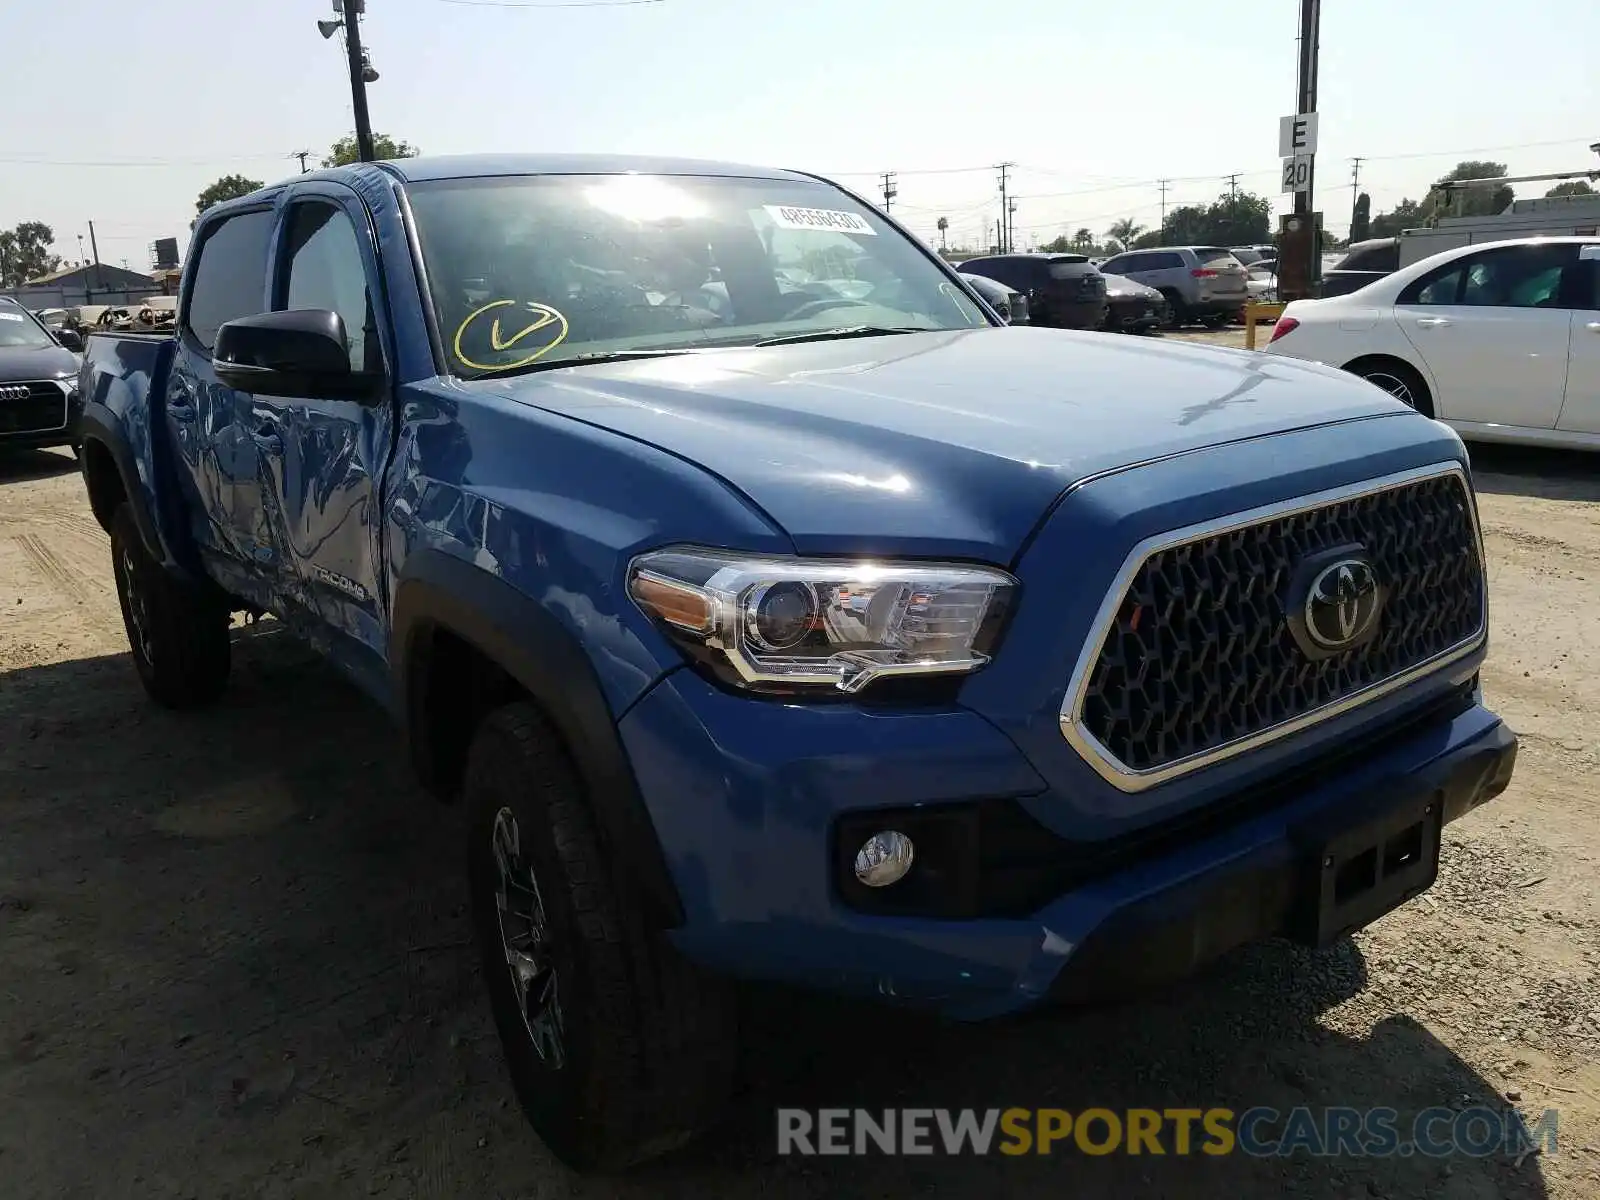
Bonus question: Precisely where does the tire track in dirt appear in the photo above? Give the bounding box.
[14,533,87,606]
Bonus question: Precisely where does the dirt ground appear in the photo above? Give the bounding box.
[2,416,1599,1199]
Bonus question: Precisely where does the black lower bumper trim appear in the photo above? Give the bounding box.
[1048,721,1517,1004]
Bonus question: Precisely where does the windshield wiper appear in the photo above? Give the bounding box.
[752,325,934,348]
[476,348,699,379]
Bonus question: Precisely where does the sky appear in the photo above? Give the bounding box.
[5,0,1596,269]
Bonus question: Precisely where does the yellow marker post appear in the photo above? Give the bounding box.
[1243,301,1286,351]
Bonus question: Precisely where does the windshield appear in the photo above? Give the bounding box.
[0,305,56,350]
[408,174,990,377]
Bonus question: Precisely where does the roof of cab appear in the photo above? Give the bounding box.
[375,153,813,183]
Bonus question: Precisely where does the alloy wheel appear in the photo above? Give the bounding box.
[491,807,565,1069]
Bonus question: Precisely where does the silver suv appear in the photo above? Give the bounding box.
[1095,246,1249,328]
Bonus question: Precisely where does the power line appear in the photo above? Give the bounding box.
[879,171,898,213]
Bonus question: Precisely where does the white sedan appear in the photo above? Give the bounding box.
[1265,237,1600,451]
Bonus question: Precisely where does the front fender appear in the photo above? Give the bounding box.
[390,548,685,927]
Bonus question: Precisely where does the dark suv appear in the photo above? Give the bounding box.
[0,297,84,455]
[956,253,1107,329]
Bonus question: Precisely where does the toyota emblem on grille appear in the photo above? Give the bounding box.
[1303,558,1382,651]
[0,385,30,402]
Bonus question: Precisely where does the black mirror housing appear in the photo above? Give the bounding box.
[212,309,381,401]
[54,328,84,352]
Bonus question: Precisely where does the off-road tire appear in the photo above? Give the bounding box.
[109,504,230,708]
[465,702,738,1172]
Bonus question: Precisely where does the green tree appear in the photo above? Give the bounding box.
[1349,192,1372,242]
[323,132,420,167]
[196,174,264,216]
[1131,229,1163,249]
[1038,234,1072,253]
[1368,198,1423,239]
[0,222,62,286]
[1106,218,1144,252]
[1545,180,1595,198]
[1425,160,1513,219]
[1071,227,1095,253]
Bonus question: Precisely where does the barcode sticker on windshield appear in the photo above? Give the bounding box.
[0,312,23,321]
[763,205,877,236]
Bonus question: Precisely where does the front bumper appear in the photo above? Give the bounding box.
[621,667,1515,1020]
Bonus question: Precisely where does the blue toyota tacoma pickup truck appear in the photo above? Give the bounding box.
[77,154,1516,1170]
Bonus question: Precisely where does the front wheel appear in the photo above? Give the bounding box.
[465,703,737,1172]
[109,505,231,708]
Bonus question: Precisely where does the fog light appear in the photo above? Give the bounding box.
[854,831,915,887]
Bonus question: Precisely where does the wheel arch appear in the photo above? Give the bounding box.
[1341,353,1437,419]
[77,407,181,568]
[391,548,685,929]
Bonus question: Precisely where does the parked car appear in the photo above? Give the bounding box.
[1097,245,1250,327]
[958,270,1029,324]
[1229,247,1265,267]
[1266,236,1599,450]
[1099,272,1165,332]
[32,307,69,329]
[79,152,1515,1172]
[1247,264,1279,305]
[954,252,1107,329]
[1321,237,1400,297]
[0,296,84,454]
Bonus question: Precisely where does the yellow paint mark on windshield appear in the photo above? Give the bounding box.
[454,300,570,372]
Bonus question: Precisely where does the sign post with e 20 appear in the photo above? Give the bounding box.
[1281,155,1312,195]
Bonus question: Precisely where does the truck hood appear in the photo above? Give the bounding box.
[482,327,1406,560]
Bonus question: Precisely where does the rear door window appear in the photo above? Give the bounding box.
[184,209,274,351]
[1151,252,1185,270]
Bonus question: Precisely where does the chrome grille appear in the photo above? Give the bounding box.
[0,380,68,436]
[1062,466,1486,790]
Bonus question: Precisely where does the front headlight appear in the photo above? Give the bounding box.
[628,547,1017,694]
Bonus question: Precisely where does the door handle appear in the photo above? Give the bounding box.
[1586,321,1600,333]
[1414,316,1451,328]
[251,424,283,456]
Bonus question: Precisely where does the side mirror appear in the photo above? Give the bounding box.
[212,309,381,401]
[54,328,84,352]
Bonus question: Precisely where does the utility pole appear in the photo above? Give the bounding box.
[1225,172,1241,199]
[1349,155,1363,228]
[343,0,376,163]
[995,163,1014,252]
[1293,0,1321,227]
[1157,179,1171,241]
[88,221,103,295]
[293,150,313,174]
[879,171,898,213]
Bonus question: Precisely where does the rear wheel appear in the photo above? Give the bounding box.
[109,505,231,708]
[1347,358,1434,418]
[465,702,737,1172]
[1160,291,1187,329]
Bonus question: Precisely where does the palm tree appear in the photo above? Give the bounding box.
[1073,227,1094,253]
[936,216,949,251]
[1107,218,1144,252]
